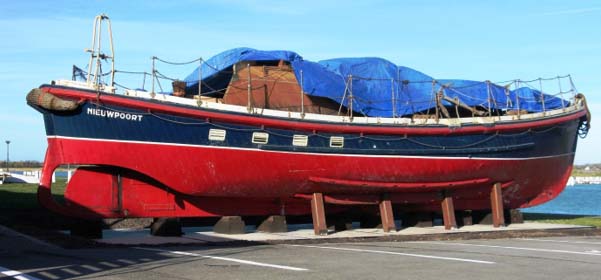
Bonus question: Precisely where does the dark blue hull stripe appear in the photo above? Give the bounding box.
[41,102,580,159]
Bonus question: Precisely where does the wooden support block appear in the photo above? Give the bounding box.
[214,216,246,234]
[311,193,328,235]
[441,191,457,230]
[490,183,506,227]
[257,215,288,233]
[379,194,397,232]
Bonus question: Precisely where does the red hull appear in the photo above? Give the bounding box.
[38,137,573,219]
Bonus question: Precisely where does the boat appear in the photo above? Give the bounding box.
[27,15,591,231]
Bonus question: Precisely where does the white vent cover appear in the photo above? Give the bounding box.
[292,135,308,147]
[252,132,269,144]
[329,136,344,148]
[208,129,226,141]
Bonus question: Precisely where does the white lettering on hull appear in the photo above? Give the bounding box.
[86,108,144,122]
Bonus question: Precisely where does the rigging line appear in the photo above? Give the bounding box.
[113,81,131,90]
[199,88,228,96]
[75,68,113,77]
[154,56,202,65]
[154,70,179,81]
[115,69,151,75]
[210,122,260,132]
[404,133,500,149]
[519,81,564,101]
[495,75,571,85]
[149,112,212,125]
[155,74,164,93]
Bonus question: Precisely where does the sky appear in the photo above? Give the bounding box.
[0,0,599,163]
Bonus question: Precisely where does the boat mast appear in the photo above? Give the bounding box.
[85,14,115,91]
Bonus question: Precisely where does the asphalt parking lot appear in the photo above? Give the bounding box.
[3,229,601,280]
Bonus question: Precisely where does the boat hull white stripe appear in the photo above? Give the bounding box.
[47,135,574,161]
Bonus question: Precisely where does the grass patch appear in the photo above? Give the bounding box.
[524,213,601,228]
[571,170,601,177]
[0,178,67,209]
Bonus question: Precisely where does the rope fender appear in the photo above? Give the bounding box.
[575,93,591,138]
[26,88,79,111]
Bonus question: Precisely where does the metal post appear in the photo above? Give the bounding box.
[86,15,99,84]
[539,78,545,114]
[151,56,156,97]
[300,70,305,118]
[348,75,353,120]
[92,18,103,87]
[310,193,327,235]
[198,59,203,97]
[5,140,10,173]
[197,59,203,106]
[247,63,252,113]
[486,80,492,117]
[515,80,521,119]
[490,183,505,227]
[557,76,565,109]
[105,14,115,88]
[568,75,577,103]
[391,78,396,118]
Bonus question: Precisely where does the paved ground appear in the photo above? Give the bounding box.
[2,225,601,279]
[98,222,592,245]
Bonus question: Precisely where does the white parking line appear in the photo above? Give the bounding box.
[519,238,601,246]
[0,266,41,280]
[134,247,308,271]
[290,244,495,264]
[412,241,601,256]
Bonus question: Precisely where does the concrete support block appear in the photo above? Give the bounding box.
[151,218,183,236]
[213,216,246,234]
[402,212,433,228]
[456,210,473,227]
[509,209,524,224]
[257,215,288,233]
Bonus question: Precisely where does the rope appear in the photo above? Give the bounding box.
[108,53,579,118]
[154,56,202,65]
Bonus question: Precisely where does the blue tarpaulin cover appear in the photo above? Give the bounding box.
[184,48,566,117]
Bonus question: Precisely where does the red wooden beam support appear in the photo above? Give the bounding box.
[311,193,328,235]
[490,182,505,227]
[379,193,397,232]
[441,190,457,230]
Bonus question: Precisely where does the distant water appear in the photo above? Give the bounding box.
[521,184,601,216]
[8,170,68,177]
